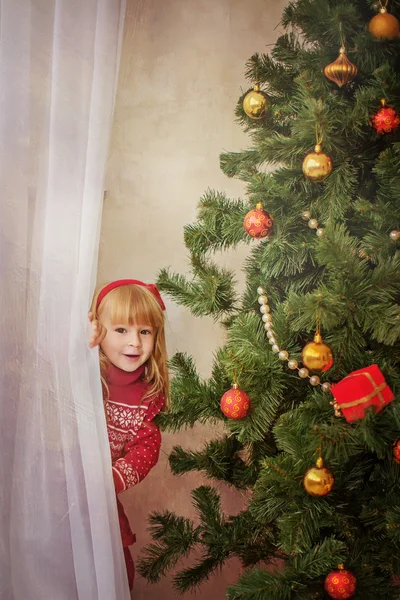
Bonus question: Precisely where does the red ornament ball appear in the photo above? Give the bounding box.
[243,202,273,239]
[220,384,251,420]
[371,99,400,135]
[324,566,356,599]
[393,439,400,464]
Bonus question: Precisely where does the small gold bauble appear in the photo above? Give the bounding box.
[303,457,334,496]
[302,333,334,372]
[324,46,358,87]
[302,144,333,182]
[243,84,269,119]
[369,9,400,40]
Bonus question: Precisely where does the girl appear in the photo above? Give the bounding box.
[88,279,169,591]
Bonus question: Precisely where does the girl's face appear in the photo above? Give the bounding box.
[100,314,155,372]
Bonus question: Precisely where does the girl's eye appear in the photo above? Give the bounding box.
[116,327,127,334]
[141,329,152,335]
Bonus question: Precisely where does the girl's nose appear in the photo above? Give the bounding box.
[128,332,141,347]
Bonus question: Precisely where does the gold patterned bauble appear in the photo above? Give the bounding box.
[243,84,269,119]
[243,202,274,238]
[324,46,358,87]
[303,457,334,496]
[371,98,400,134]
[302,144,333,182]
[302,332,334,372]
[220,383,251,420]
[369,8,400,40]
[393,439,400,464]
[324,565,356,599]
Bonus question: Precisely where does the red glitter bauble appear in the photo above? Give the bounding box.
[243,202,273,239]
[324,567,356,599]
[220,384,251,420]
[371,99,400,135]
[393,439,400,464]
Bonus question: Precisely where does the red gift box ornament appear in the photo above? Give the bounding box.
[330,364,394,423]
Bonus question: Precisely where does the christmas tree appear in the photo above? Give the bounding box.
[138,0,400,597]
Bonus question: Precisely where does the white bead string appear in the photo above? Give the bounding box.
[302,209,400,244]
[301,210,325,237]
[257,286,332,393]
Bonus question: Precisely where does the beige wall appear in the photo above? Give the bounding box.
[101,0,287,597]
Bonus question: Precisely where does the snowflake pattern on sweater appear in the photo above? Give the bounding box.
[105,364,164,496]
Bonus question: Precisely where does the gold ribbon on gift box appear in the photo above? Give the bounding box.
[332,370,387,416]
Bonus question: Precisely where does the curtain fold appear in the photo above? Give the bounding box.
[0,1,129,598]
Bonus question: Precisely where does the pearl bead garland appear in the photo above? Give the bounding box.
[302,210,400,244]
[301,210,324,238]
[298,368,309,378]
[256,286,332,393]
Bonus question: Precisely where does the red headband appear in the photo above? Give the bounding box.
[96,279,166,311]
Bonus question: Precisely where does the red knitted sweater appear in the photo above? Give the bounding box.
[105,363,164,546]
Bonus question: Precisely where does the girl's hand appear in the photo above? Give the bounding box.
[88,311,107,348]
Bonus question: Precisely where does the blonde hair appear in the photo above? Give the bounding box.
[90,282,170,409]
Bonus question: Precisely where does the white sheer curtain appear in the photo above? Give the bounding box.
[0,1,130,598]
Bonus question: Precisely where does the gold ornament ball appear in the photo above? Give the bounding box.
[369,10,400,40]
[302,333,334,372]
[302,144,333,182]
[243,85,269,119]
[304,457,334,496]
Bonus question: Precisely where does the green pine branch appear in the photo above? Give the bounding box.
[183,189,250,254]
[137,511,201,582]
[157,259,238,320]
[169,436,258,488]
